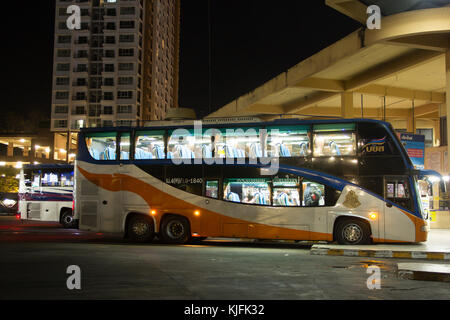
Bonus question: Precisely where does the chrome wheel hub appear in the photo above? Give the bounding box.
[342,224,363,243]
[133,221,149,236]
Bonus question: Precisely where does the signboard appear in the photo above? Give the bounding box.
[400,133,425,169]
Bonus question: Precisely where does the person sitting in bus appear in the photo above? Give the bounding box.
[226,192,241,203]
[304,183,322,207]
[104,147,116,160]
[153,144,165,159]
[329,141,341,156]
[299,142,309,157]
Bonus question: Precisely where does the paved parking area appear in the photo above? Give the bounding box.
[1,217,450,300]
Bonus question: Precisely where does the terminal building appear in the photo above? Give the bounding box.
[206,0,450,227]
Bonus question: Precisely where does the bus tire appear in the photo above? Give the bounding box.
[61,210,75,229]
[335,218,371,245]
[128,215,155,243]
[160,215,190,244]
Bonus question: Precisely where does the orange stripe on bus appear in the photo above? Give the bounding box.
[77,166,333,241]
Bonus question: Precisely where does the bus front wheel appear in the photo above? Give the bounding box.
[335,218,371,245]
[160,216,190,244]
[128,215,155,243]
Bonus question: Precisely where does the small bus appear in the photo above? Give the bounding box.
[74,118,435,245]
[18,164,76,228]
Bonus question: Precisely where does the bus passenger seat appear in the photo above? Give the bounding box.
[90,149,101,160]
[105,147,116,160]
[227,192,241,203]
[254,192,266,205]
[279,144,291,157]
[120,151,130,160]
[135,148,154,160]
[202,145,213,158]
[329,141,341,155]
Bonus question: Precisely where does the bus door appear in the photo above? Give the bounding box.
[383,176,415,242]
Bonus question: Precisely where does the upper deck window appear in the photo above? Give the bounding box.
[119,133,131,160]
[168,129,196,159]
[267,125,310,158]
[85,132,117,160]
[313,123,356,157]
[135,131,165,160]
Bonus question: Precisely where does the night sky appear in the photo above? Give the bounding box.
[0,1,360,120]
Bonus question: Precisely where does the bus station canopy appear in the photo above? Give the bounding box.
[206,2,450,136]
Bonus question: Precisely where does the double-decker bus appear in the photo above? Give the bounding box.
[18,164,76,228]
[74,118,433,245]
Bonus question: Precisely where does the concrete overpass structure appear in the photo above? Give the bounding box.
[206,1,450,173]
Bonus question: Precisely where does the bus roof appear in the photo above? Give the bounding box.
[80,118,392,133]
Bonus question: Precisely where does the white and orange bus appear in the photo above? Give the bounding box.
[74,118,435,245]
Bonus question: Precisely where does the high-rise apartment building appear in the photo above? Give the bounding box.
[51,0,180,161]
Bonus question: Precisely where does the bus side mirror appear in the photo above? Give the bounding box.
[386,203,393,208]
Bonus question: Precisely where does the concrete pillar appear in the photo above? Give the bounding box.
[406,109,416,134]
[446,51,450,173]
[433,119,441,147]
[7,142,14,157]
[341,92,354,118]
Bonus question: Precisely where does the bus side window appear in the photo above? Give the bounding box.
[302,180,325,207]
[313,123,356,157]
[385,177,411,210]
[273,178,300,207]
[223,179,271,206]
[135,131,165,160]
[206,180,219,199]
[85,133,117,160]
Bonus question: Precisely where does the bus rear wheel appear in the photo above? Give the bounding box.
[128,215,155,243]
[335,218,371,245]
[160,216,190,244]
[61,210,75,229]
